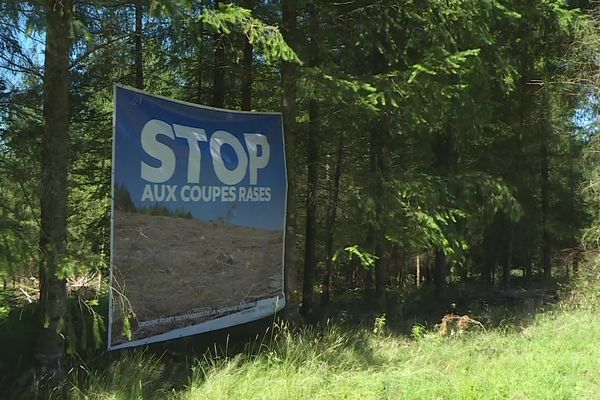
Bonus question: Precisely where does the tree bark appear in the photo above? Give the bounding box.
[368,47,388,310]
[302,98,319,318]
[281,0,300,322]
[36,0,72,394]
[196,27,204,104]
[301,3,320,319]
[540,90,552,281]
[434,248,447,298]
[134,0,144,89]
[502,226,513,287]
[416,255,421,287]
[321,132,343,306]
[212,0,227,108]
[431,125,455,296]
[369,118,387,309]
[241,0,253,111]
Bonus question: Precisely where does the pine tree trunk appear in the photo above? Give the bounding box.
[416,255,421,287]
[370,117,387,310]
[431,126,455,296]
[281,0,300,322]
[434,248,447,298]
[301,4,320,319]
[36,0,72,394]
[302,99,319,318]
[134,0,144,89]
[241,0,253,111]
[502,226,513,287]
[196,27,204,104]
[321,132,343,306]
[366,47,388,309]
[212,0,227,108]
[540,91,552,281]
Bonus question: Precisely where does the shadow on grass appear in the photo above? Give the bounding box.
[322,276,562,338]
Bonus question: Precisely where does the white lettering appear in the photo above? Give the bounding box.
[210,130,248,185]
[244,133,270,185]
[173,124,207,183]
[141,119,176,183]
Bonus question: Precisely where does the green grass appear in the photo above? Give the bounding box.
[178,310,600,400]
[4,270,599,399]
[68,279,600,400]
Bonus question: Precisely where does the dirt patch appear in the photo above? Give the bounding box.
[111,211,283,345]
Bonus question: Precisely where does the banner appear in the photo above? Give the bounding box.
[109,85,287,350]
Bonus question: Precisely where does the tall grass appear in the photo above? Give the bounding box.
[179,309,600,400]
[68,268,600,400]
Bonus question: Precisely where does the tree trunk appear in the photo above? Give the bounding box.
[540,91,552,281]
[434,248,447,298]
[36,0,72,394]
[302,99,319,318]
[212,0,227,108]
[301,4,320,319]
[502,226,513,287]
[431,127,455,296]
[241,0,253,111]
[281,0,300,322]
[524,262,531,280]
[196,27,204,104]
[370,117,387,310]
[321,132,343,305]
[416,255,421,287]
[363,267,373,297]
[134,0,144,89]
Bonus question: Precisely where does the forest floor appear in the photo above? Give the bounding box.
[1,271,599,399]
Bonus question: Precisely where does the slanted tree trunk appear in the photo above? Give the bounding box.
[134,0,144,89]
[281,0,300,322]
[212,0,227,108]
[301,3,320,319]
[241,0,253,111]
[36,0,72,394]
[321,132,343,305]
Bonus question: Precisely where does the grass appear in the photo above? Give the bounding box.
[179,310,600,400]
[64,272,600,400]
[3,269,600,399]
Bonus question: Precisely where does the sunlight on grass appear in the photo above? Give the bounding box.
[176,307,600,400]
[70,273,600,400]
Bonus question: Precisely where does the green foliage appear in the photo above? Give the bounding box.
[341,245,378,269]
[0,1,599,388]
[372,314,387,336]
[200,4,300,64]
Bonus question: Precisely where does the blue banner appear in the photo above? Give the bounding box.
[109,85,287,350]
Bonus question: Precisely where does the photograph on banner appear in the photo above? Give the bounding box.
[109,85,287,349]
